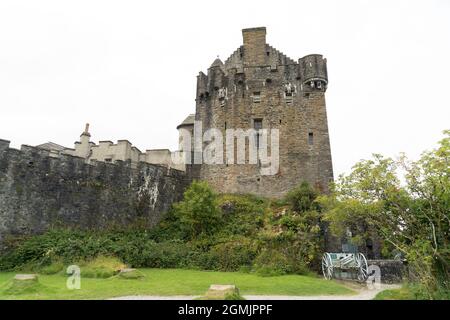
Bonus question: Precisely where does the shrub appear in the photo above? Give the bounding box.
[285,182,319,213]
[139,240,194,268]
[173,181,222,238]
[79,256,127,279]
[253,250,291,277]
[208,239,257,271]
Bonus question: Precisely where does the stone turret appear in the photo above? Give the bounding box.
[299,54,328,91]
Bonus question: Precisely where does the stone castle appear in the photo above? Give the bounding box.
[30,27,333,199]
[0,27,334,243]
[185,27,333,197]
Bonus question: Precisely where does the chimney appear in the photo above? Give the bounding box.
[242,27,267,66]
[81,123,91,137]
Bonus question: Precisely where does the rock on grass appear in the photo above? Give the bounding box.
[117,268,145,280]
[201,284,245,300]
[3,274,47,295]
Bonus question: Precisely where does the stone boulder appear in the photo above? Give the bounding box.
[118,268,145,279]
[204,284,241,300]
[14,274,38,282]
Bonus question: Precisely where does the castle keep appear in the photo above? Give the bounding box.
[180,27,333,197]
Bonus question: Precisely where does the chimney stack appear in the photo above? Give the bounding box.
[242,27,267,66]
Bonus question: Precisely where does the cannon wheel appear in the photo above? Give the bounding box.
[356,253,368,281]
[321,253,333,280]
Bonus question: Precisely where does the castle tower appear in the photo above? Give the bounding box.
[186,27,333,197]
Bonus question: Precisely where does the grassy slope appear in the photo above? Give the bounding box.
[0,268,354,300]
[374,287,415,300]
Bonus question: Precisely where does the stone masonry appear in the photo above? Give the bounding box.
[180,27,334,198]
[0,139,189,247]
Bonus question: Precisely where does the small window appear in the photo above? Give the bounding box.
[254,119,263,130]
[285,95,293,104]
[105,158,112,163]
[254,119,263,149]
[252,92,261,103]
[308,132,314,145]
[304,93,310,99]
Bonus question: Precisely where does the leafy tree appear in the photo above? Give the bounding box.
[173,180,221,238]
[320,131,450,299]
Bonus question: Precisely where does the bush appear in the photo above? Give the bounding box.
[173,181,222,238]
[139,240,194,269]
[79,256,126,279]
[82,256,126,278]
[208,239,257,271]
[285,182,319,213]
[253,250,291,277]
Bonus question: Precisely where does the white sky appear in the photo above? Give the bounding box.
[0,0,449,176]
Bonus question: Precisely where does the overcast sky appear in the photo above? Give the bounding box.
[0,0,449,176]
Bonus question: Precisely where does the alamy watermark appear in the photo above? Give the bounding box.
[66,265,81,290]
[172,121,280,176]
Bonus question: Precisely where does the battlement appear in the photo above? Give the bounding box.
[0,138,190,246]
[0,139,11,152]
[197,28,328,101]
[0,138,187,176]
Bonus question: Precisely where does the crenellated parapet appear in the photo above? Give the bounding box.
[0,138,191,247]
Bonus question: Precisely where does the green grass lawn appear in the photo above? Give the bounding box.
[374,287,415,300]
[0,268,355,300]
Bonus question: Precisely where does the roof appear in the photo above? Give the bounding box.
[210,58,224,68]
[176,114,195,129]
[36,142,67,152]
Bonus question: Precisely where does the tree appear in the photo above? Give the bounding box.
[320,131,450,298]
[173,180,221,238]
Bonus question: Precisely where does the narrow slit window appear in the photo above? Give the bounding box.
[254,119,263,148]
[308,132,314,145]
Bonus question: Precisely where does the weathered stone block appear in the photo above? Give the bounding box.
[14,274,38,281]
[204,284,240,299]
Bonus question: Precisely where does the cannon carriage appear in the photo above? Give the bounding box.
[321,252,369,281]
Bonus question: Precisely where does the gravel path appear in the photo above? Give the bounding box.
[110,284,400,300]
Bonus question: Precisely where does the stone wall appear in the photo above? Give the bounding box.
[368,259,405,284]
[192,27,333,198]
[0,139,189,247]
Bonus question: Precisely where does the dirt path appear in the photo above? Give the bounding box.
[110,284,400,300]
